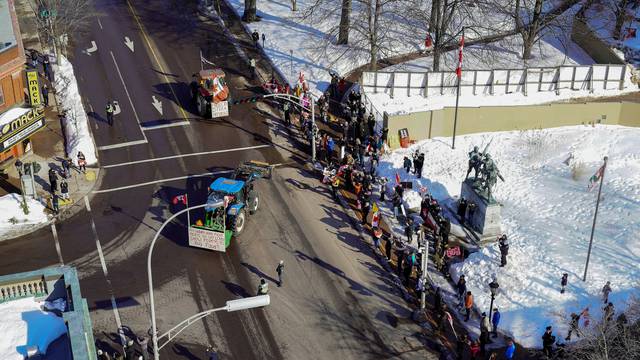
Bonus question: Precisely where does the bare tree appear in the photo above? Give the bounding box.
[337,0,352,44]
[242,0,258,22]
[564,296,640,360]
[612,0,631,40]
[28,0,93,61]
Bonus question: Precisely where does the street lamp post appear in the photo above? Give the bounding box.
[488,278,500,321]
[148,204,271,359]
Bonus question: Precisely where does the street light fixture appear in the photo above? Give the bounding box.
[488,278,500,320]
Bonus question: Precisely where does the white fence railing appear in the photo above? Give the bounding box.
[361,64,631,98]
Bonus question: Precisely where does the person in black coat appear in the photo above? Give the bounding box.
[561,273,568,294]
[457,197,468,224]
[542,326,556,358]
[499,235,509,267]
[48,169,58,193]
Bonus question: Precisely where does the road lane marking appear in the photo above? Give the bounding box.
[109,50,148,141]
[127,2,189,122]
[50,223,64,265]
[102,144,271,168]
[84,196,126,346]
[97,139,148,151]
[141,121,190,130]
[97,18,103,30]
[92,171,233,193]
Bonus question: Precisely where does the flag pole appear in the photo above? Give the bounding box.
[583,156,608,282]
[452,27,464,150]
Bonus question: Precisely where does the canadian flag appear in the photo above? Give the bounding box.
[395,172,401,184]
[456,33,465,79]
[172,194,187,205]
[371,211,380,228]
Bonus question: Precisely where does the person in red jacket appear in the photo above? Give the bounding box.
[469,339,481,359]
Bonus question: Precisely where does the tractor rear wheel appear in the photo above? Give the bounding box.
[231,209,246,236]
[249,195,259,215]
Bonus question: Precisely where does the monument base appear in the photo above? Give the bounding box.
[460,180,501,242]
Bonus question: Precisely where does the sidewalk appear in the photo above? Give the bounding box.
[0,1,100,240]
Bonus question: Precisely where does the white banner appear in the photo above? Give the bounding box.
[188,227,226,252]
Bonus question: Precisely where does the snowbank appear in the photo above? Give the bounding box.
[0,194,49,239]
[0,297,68,359]
[377,125,640,348]
[54,56,97,166]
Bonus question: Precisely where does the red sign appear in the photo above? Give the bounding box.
[446,246,461,258]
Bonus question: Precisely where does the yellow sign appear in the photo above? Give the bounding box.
[0,107,45,140]
[26,71,41,106]
[372,202,379,213]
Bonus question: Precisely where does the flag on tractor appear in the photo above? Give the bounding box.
[455,33,465,78]
[587,164,605,191]
[172,194,187,205]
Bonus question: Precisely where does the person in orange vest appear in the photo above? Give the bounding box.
[464,291,474,322]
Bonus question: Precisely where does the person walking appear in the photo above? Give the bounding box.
[415,153,425,178]
[464,291,474,322]
[257,278,269,295]
[124,339,135,360]
[48,168,58,193]
[491,308,501,338]
[480,312,490,355]
[404,218,414,242]
[602,281,612,304]
[249,58,256,80]
[565,312,581,341]
[498,235,509,267]
[60,180,69,201]
[504,338,516,360]
[43,55,52,81]
[560,273,568,294]
[603,302,615,323]
[42,83,49,107]
[137,336,149,360]
[542,326,556,358]
[51,194,60,214]
[403,156,412,174]
[385,236,393,260]
[252,30,260,46]
[580,307,590,328]
[61,158,71,179]
[106,101,115,126]
[276,260,284,287]
[457,275,467,307]
[77,151,86,173]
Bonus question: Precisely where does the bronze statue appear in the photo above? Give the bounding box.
[466,146,482,180]
[478,153,504,202]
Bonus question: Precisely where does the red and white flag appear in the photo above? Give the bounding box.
[395,172,401,184]
[172,194,187,205]
[371,211,380,228]
[455,33,465,79]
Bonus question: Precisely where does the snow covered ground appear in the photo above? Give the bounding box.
[0,194,49,240]
[376,125,640,348]
[53,56,97,166]
[0,297,68,359]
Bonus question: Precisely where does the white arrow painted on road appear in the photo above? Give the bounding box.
[152,96,163,116]
[124,37,134,52]
[84,41,98,55]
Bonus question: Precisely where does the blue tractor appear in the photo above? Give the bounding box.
[201,161,272,245]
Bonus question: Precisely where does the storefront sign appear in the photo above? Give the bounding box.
[188,226,226,252]
[26,71,41,106]
[1,118,45,152]
[1,107,45,138]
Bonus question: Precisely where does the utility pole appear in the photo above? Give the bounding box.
[583,156,608,282]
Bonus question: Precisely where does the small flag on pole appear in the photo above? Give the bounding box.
[455,33,465,79]
[395,172,401,184]
[587,164,605,191]
[172,194,187,205]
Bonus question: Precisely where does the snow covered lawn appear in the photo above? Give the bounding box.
[0,297,68,359]
[0,194,49,239]
[377,125,640,348]
[54,56,97,167]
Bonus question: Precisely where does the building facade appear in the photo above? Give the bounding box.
[0,0,45,165]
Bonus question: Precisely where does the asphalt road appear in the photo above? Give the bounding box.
[0,0,429,359]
